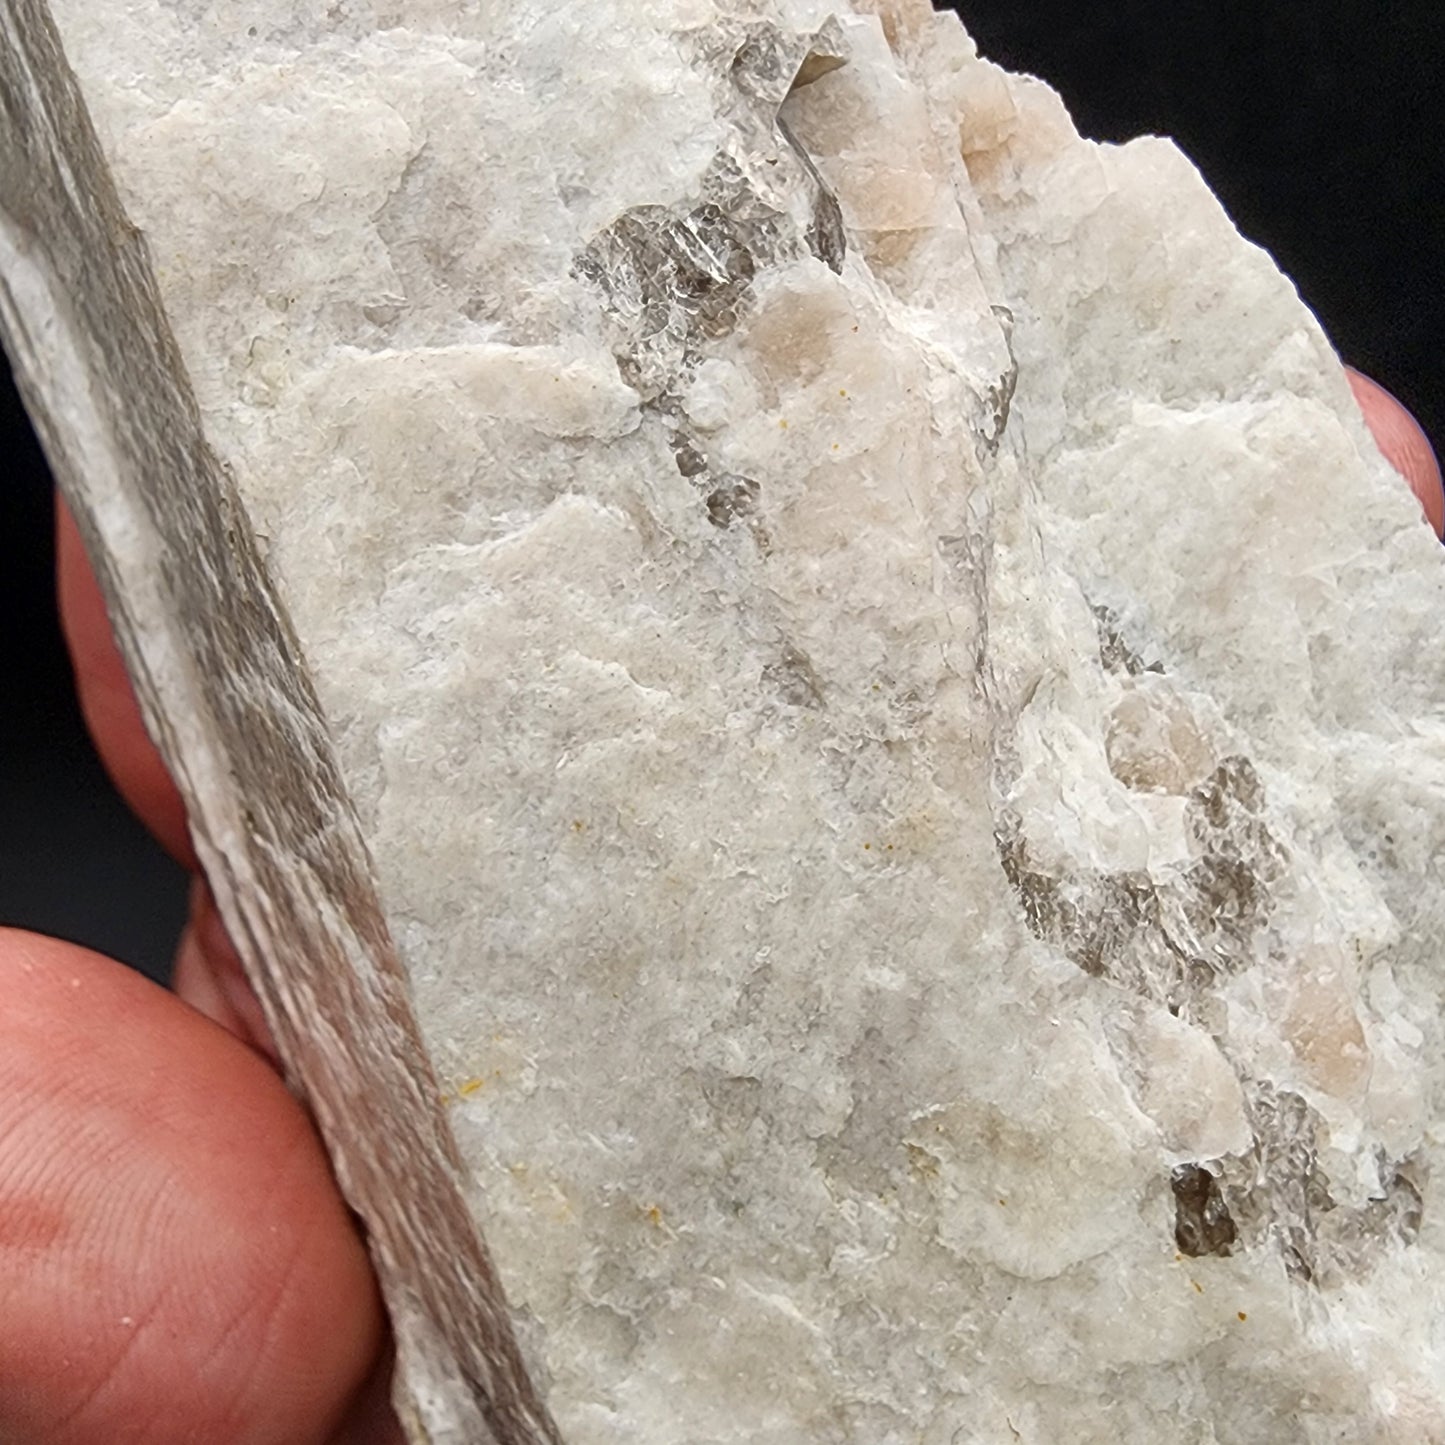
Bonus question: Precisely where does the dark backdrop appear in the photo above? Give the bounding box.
[3,1,1441,984]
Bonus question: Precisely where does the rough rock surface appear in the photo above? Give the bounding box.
[3,1,1444,1441]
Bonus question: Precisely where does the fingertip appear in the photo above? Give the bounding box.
[1345,366,1444,538]
[0,928,384,1445]
[53,498,198,868]
[172,875,280,1064]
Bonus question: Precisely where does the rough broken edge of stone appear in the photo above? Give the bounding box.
[0,3,557,1440]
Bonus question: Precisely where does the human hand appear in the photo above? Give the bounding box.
[1345,366,1443,537]
[0,503,403,1443]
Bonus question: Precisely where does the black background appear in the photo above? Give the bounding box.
[2,2,1442,985]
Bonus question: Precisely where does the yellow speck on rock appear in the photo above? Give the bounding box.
[778,417,789,428]
[1237,1311,1248,1321]
[457,1077,484,1098]
[646,1205,663,1227]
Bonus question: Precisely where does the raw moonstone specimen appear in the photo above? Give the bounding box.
[3,1,1444,1441]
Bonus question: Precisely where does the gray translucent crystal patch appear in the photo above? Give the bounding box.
[574,202,759,400]
[1171,1162,1238,1257]
[997,747,1422,1284]
[761,642,825,709]
[1092,603,1166,678]
[704,474,761,530]
[575,18,849,402]
[727,17,848,108]
[1218,1082,1424,1286]
[995,755,1282,1020]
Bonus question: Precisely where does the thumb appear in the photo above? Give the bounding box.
[0,927,384,1445]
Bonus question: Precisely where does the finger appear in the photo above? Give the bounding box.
[325,1352,409,1445]
[55,499,279,1054]
[172,875,280,1065]
[54,497,198,869]
[1345,366,1444,538]
[0,927,386,1445]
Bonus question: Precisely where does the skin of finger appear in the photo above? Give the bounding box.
[57,499,285,1056]
[55,505,404,1439]
[171,875,281,1063]
[325,1353,410,1445]
[54,499,197,870]
[0,928,384,1445]
[1346,366,1445,537]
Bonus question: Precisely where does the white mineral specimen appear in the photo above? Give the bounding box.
[5,1,1445,1441]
